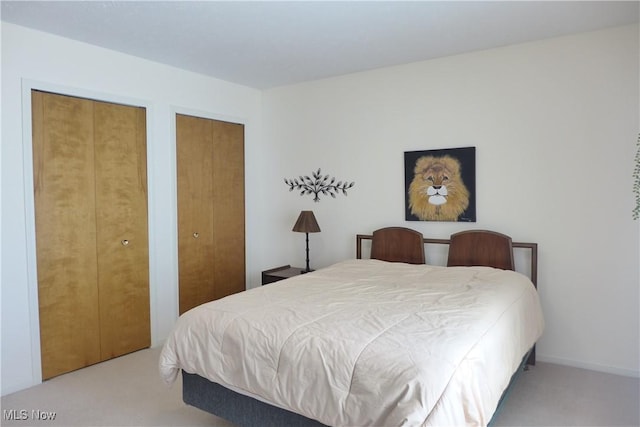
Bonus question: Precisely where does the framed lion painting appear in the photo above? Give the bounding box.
[404,147,476,222]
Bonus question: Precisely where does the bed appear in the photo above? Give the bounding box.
[159,228,544,426]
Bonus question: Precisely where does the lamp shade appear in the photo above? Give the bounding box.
[292,211,321,233]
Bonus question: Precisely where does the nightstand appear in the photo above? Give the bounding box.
[261,265,306,285]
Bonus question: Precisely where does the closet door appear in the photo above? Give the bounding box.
[176,114,245,315]
[177,114,215,314]
[211,120,245,300]
[32,91,150,379]
[94,101,150,359]
[32,91,101,379]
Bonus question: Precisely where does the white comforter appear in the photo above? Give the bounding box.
[159,259,544,426]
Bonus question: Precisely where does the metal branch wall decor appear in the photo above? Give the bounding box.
[285,168,355,202]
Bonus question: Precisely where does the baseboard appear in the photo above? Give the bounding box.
[1,378,39,397]
[537,354,640,378]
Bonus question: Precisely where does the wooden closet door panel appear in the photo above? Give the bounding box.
[32,91,101,379]
[176,114,215,314]
[211,121,245,299]
[94,102,150,359]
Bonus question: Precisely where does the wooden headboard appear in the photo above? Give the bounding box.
[356,227,538,288]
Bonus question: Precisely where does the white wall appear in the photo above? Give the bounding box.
[1,23,264,395]
[260,25,640,377]
[2,21,638,397]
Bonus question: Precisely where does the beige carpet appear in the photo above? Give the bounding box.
[1,347,638,426]
[492,361,638,426]
[1,347,232,427]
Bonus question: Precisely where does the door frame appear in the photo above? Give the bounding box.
[21,79,157,383]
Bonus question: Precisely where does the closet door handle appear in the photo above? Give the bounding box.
[121,239,130,246]
[193,232,199,239]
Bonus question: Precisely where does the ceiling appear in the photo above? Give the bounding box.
[2,1,638,89]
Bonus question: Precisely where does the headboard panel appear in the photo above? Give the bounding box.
[447,230,515,271]
[370,227,425,265]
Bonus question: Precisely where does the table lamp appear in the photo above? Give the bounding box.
[292,210,321,273]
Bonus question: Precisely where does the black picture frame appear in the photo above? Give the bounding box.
[404,147,476,222]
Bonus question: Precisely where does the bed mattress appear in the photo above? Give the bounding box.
[160,259,544,426]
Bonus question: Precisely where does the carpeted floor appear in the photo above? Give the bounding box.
[1,347,638,426]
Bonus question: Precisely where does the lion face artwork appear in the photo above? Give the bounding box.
[408,155,470,221]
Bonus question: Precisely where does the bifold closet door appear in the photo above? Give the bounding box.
[32,91,150,379]
[32,91,102,380]
[176,114,245,315]
[93,101,150,360]
[177,114,215,314]
[210,119,245,300]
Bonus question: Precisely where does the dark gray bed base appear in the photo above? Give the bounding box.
[182,372,327,426]
[182,348,533,427]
